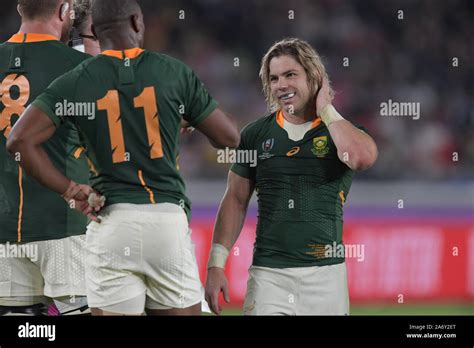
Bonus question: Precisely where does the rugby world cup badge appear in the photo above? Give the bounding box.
[262,138,275,152]
[259,138,275,160]
[311,136,329,157]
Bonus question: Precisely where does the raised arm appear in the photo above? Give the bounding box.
[205,171,255,315]
[317,78,378,171]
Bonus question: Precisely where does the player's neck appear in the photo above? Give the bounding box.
[18,21,61,40]
[282,106,317,125]
[84,39,101,57]
[99,34,141,52]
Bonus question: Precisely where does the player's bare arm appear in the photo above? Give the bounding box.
[195,108,240,149]
[6,105,103,221]
[205,171,255,315]
[316,78,378,171]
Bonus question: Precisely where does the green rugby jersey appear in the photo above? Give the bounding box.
[231,110,366,268]
[33,48,218,221]
[0,33,91,243]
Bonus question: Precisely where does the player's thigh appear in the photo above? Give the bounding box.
[298,262,349,315]
[243,266,297,316]
[91,293,146,316]
[31,235,87,299]
[144,220,204,313]
[145,302,201,316]
[85,216,147,314]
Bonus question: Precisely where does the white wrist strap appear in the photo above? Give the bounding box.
[320,104,345,126]
[208,243,229,269]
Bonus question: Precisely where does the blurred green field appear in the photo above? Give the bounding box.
[218,304,474,316]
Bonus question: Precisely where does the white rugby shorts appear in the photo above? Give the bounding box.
[85,203,203,313]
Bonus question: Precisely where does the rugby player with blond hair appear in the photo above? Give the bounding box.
[206,38,378,315]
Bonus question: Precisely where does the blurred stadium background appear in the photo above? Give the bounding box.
[1,0,472,315]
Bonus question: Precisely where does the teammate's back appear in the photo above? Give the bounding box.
[8,0,239,316]
[0,33,91,243]
[0,0,99,317]
[34,47,221,219]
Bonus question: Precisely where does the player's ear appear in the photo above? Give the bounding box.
[132,13,145,46]
[17,4,23,17]
[59,1,70,22]
[131,13,140,34]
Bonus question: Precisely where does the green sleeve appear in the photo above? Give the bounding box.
[182,66,218,127]
[230,125,256,180]
[32,70,79,127]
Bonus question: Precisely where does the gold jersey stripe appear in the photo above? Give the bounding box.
[137,170,156,204]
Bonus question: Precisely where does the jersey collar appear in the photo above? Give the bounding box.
[101,48,145,59]
[276,110,321,129]
[7,33,59,43]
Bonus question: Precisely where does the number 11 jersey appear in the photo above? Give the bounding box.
[33,48,218,221]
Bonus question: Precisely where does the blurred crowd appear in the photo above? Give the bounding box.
[1,0,472,180]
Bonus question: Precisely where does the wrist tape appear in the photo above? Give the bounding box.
[320,104,345,126]
[208,243,229,269]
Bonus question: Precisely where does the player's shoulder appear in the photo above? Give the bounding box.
[143,51,193,73]
[144,51,184,65]
[0,41,8,51]
[44,41,92,66]
[0,41,21,57]
[237,112,277,147]
[241,111,277,136]
[0,42,11,60]
[46,51,97,89]
[59,44,91,62]
[0,40,90,65]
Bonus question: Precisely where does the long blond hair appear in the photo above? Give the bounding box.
[259,38,331,112]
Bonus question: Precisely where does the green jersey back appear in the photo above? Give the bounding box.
[0,33,91,243]
[34,48,218,221]
[231,111,366,268]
